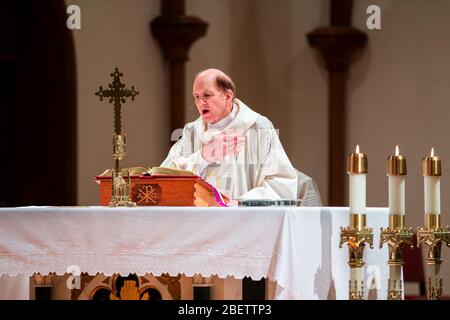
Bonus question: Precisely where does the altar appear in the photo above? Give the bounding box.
[0,206,389,300]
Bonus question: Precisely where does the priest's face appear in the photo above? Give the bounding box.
[193,75,232,124]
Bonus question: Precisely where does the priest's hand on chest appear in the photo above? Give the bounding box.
[201,133,245,163]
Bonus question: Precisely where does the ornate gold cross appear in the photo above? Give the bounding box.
[95,67,139,135]
[95,68,138,207]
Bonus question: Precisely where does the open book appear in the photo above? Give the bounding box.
[97,166,195,177]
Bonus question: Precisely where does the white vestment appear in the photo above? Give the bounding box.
[161,99,302,201]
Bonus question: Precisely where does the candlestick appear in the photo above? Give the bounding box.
[348,145,368,217]
[423,148,441,215]
[340,145,373,300]
[381,145,413,300]
[418,147,450,299]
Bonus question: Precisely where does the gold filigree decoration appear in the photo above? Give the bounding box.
[340,227,374,268]
[109,280,149,300]
[388,290,402,300]
[417,226,450,263]
[348,281,364,300]
[133,184,162,205]
[427,277,443,300]
[380,227,414,265]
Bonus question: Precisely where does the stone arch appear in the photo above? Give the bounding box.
[76,273,174,300]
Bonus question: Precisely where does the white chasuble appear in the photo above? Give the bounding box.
[161,99,298,200]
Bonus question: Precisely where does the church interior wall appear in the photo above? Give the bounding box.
[69,0,169,206]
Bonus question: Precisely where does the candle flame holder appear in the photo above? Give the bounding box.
[340,213,374,300]
[380,215,413,300]
[417,214,450,300]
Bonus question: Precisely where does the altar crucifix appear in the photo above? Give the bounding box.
[95,67,139,207]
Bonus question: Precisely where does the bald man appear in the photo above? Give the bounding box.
[161,69,318,202]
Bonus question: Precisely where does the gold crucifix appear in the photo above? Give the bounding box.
[95,67,139,135]
[95,68,139,207]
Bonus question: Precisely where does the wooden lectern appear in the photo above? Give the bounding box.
[96,174,227,207]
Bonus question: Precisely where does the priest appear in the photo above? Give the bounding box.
[161,68,321,204]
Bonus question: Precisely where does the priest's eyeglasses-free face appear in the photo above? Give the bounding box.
[193,93,215,104]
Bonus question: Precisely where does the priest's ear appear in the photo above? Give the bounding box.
[225,89,234,101]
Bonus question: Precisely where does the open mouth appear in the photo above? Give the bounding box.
[202,110,210,115]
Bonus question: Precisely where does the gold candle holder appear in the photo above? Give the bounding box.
[387,154,407,176]
[347,151,368,175]
[340,146,373,300]
[422,152,441,177]
[380,149,413,300]
[417,150,450,300]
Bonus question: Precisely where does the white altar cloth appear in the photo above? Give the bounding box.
[0,206,389,300]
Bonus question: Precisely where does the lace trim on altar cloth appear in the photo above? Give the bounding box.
[0,241,280,282]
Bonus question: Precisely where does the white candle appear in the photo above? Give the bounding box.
[424,176,440,214]
[389,176,405,214]
[348,145,367,214]
[423,148,441,215]
[387,146,406,215]
[350,174,366,214]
